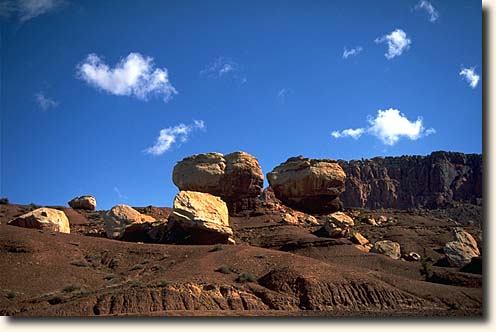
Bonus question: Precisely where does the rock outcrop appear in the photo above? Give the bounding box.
[104,204,156,239]
[372,240,401,260]
[68,195,97,211]
[168,191,234,244]
[267,156,346,214]
[324,212,355,238]
[172,152,264,212]
[443,229,480,267]
[8,208,70,234]
[338,151,482,209]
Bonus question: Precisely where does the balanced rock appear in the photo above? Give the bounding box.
[68,195,97,210]
[372,240,401,260]
[267,156,346,213]
[443,229,480,267]
[168,191,234,244]
[172,152,263,204]
[8,208,70,234]
[104,204,156,239]
[324,211,354,238]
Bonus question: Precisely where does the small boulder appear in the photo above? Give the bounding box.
[324,212,354,238]
[443,229,480,268]
[104,204,156,239]
[281,211,320,226]
[267,156,346,214]
[68,195,97,211]
[376,215,388,224]
[404,252,421,262]
[351,232,369,246]
[8,208,70,234]
[361,216,377,226]
[372,240,401,260]
[168,191,234,244]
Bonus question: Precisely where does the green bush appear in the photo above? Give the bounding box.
[61,284,83,293]
[5,291,16,299]
[70,260,88,267]
[210,244,223,252]
[215,265,231,274]
[130,264,144,271]
[237,272,256,283]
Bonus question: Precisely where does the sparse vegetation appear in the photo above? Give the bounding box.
[150,279,172,288]
[0,197,9,205]
[104,274,118,281]
[210,244,223,252]
[255,253,266,259]
[420,249,434,280]
[151,264,165,272]
[109,258,120,269]
[27,203,41,211]
[5,290,17,299]
[237,272,257,283]
[215,265,231,274]
[70,260,88,267]
[130,264,144,271]
[61,284,83,293]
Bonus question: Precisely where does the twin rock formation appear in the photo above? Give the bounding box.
[168,152,346,244]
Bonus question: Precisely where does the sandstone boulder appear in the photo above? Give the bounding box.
[443,230,480,267]
[68,195,97,210]
[168,191,234,244]
[351,232,369,246]
[104,204,156,239]
[372,240,401,260]
[172,152,263,204]
[281,211,319,226]
[8,208,70,234]
[324,212,354,238]
[267,156,346,213]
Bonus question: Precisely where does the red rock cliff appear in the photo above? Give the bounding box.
[337,151,482,209]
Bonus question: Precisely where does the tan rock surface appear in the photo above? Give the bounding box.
[104,204,156,239]
[68,195,97,210]
[8,208,70,234]
[324,212,354,238]
[172,152,263,202]
[267,156,346,213]
[372,240,401,260]
[168,191,233,244]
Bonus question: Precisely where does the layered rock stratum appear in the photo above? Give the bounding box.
[337,151,482,209]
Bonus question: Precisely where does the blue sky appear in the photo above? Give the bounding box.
[0,0,481,209]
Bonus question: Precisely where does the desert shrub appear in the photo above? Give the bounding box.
[0,197,9,205]
[141,259,150,264]
[5,291,16,299]
[255,253,266,259]
[104,274,118,281]
[70,260,88,267]
[210,244,223,252]
[109,258,120,269]
[215,265,231,274]
[150,279,171,287]
[128,280,143,288]
[130,264,144,271]
[47,295,62,305]
[420,249,434,279]
[27,203,41,211]
[237,272,256,283]
[61,284,83,293]
[151,264,165,272]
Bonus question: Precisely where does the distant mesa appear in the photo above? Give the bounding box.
[172,151,264,213]
[68,195,97,211]
[8,207,70,234]
[267,156,346,214]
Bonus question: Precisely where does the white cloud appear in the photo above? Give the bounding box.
[76,52,177,102]
[375,29,411,59]
[459,67,480,88]
[331,108,435,145]
[113,186,128,200]
[34,92,59,110]
[343,46,363,59]
[144,120,205,156]
[201,57,247,83]
[0,0,65,22]
[415,0,439,22]
[277,88,292,103]
[331,128,365,139]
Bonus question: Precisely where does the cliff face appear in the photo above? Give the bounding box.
[337,151,482,209]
